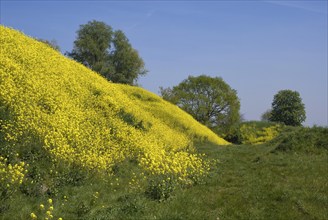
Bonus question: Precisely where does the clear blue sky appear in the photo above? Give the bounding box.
[1,0,327,126]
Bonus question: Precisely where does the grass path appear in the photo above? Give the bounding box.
[142,143,328,220]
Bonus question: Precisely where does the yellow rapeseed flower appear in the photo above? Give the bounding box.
[30,212,37,219]
[0,26,229,185]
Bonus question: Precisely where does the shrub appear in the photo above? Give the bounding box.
[225,121,283,145]
[145,175,177,201]
[271,126,328,154]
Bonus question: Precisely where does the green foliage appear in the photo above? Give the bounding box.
[269,90,306,126]
[261,109,272,122]
[222,124,242,144]
[110,30,147,84]
[37,39,61,51]
[271,126,328,154]
[159,87,178,104]
[145,175,177,202]
[239,121,283,145]
[160,75,240,135]
[117,109,151,131]
[67,20,113,77]
[67,20,146,85]
[117,194,145,216]
[224,121,283,145]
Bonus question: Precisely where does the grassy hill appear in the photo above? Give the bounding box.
[0,26,228,170]
[0,26,229,218]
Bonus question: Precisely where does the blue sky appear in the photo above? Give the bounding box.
[1,0,327,126]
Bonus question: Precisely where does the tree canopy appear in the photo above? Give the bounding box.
[110,30,147,84]
[160,75,240,134]
[261,109,272,122]
[38,39,61,51]
[67,20,146,85]
[269,90,306,126]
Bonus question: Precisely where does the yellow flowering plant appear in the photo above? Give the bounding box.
[0,26,229,193]
[0,156,27,200]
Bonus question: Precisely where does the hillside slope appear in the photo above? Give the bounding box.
[0,26,228,183]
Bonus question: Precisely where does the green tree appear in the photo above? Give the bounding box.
[67,20,113,77]
[110,30,147,84]
[160,75,240,134]
[261,109,272,122]
[67,20,146,85]
[38,39,61,51]
[269,90,306,126]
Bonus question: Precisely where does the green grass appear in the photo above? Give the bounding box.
[188,143,327,220]
[136,142,327,220]
[1,136,327,220]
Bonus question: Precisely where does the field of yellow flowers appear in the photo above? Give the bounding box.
[0,25,228,199]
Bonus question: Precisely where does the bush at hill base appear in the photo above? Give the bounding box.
[271,126,328,154]
[0,26,229,199]
[239,121,283,145]
[225,121,283,145]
